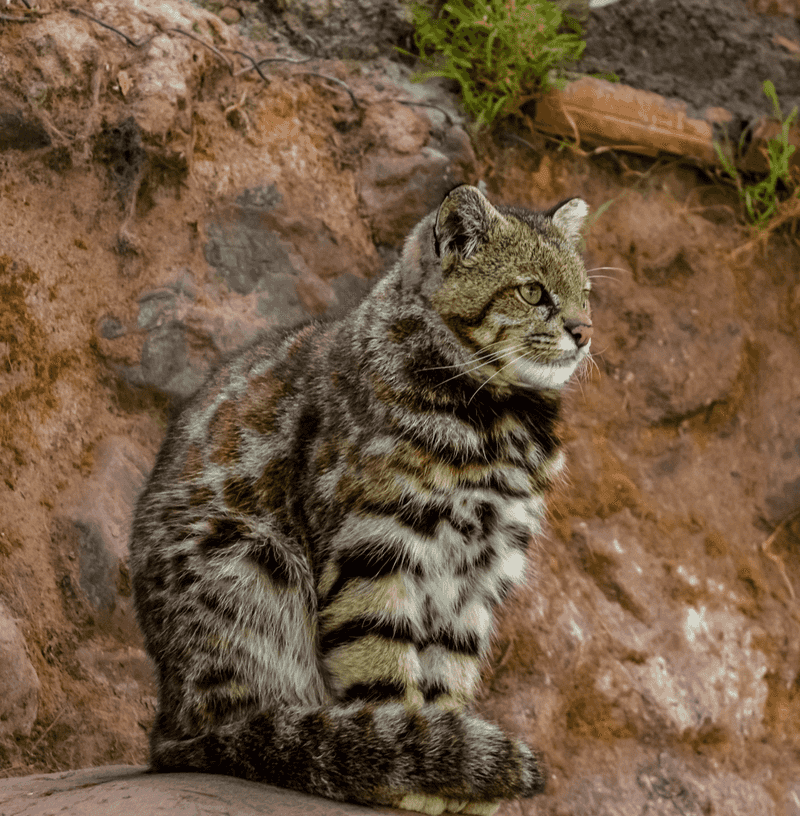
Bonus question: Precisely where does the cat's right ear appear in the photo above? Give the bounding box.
[548,197,589,246]
[434,185,505,264]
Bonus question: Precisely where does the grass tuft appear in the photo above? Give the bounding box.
[404,0,586,129]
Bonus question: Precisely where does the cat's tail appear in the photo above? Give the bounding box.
[149,701,545,806]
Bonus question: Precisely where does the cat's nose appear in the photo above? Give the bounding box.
[564,316,593,348]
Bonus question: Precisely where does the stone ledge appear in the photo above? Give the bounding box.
[0,766,398,816]
[533,76,800,173]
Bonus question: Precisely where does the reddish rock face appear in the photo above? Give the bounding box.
[1,0,799,812]
[0,602,40,739]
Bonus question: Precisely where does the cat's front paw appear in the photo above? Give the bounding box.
[395,793,501,815]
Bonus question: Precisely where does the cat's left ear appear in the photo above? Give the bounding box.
[434,185,505,262]
[548,197,589,246]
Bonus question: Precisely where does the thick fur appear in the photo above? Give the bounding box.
[130,186,591,809]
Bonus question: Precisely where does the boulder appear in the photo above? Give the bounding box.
[0,601,40,738]
[53,437,153,637]
[0,766,390,816]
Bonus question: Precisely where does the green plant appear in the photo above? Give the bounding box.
[404,0,586,128]
[714,80,799,228]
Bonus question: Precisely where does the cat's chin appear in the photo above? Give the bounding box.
[503,346,589,391]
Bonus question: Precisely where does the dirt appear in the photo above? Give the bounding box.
[1,1,800,814]
[578,0,800,128]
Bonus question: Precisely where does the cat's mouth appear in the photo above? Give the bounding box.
[552,344,590,366]
[494,343,589,391]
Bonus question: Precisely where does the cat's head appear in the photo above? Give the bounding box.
[404,184,592,392]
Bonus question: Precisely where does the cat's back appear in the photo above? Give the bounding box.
[136,320,327,495]
[128,320,332,629]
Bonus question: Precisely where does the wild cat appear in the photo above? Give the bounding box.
[129,184,592,815]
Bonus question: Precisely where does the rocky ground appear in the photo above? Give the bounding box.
[1,1,800,814]
[578,0,800,124]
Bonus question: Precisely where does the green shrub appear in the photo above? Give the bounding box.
[715,80,799,228]
[406,0,586,128]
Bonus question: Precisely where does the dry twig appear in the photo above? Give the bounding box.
[169,27,233,74]
[0,12,38,22]
[232,52,314,80]
[69,8,149,47]
[761,507,800,601]
[397,100,454,126]
[299,72,360,109]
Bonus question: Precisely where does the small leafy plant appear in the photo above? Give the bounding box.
[405,0,586,128]
[714,80,799,228]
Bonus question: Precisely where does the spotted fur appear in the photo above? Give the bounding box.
[130,185,592,812]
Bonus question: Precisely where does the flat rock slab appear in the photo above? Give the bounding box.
[0,766,393,816]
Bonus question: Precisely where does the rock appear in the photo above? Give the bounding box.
[380,60,467,132]
[527,509,769,742]
[580,516,768,737]
[589,194,744,424]
[204,183,347,325]
[138,322,207,400]
[53,437,152,636]
[26,14,99,97]
[73,644,155,701]
[786,782,800,816]
[0,601,40,738]
[358,148,458,246]
[219,6,241,25]
[547,750,777,816]
[270,0,413,58]
[355,96,476,246]
[440,125,478,178]
[0,107,51,151]
[92,0,232,138]
[116,253,345,399]
[134,276,210,397]
[118,271,259,399]
[579,0,800,124]
[0,766,386,815]
[204,187,302,297]
[361,102,431,155]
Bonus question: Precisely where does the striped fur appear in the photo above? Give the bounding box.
[130,186,591,812]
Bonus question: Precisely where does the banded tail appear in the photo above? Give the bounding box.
[150,701,545,808]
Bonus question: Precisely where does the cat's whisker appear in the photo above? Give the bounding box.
[431,343,530,388]
[467,349,532,404]
[417,340,509,373]
[588,344,611,364]
[433,355,504,388]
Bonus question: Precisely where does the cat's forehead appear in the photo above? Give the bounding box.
[496,208,583,260]
[495,204,549,231]
[472,207,588,295]
[496,206,566,248]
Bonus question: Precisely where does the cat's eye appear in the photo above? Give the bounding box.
[516,282,544,306]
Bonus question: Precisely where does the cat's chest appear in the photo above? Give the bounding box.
[417,490,543,608]
[391,488,542,669]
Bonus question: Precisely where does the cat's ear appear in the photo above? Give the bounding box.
[434,185,504,262]
[548,197,589,245]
